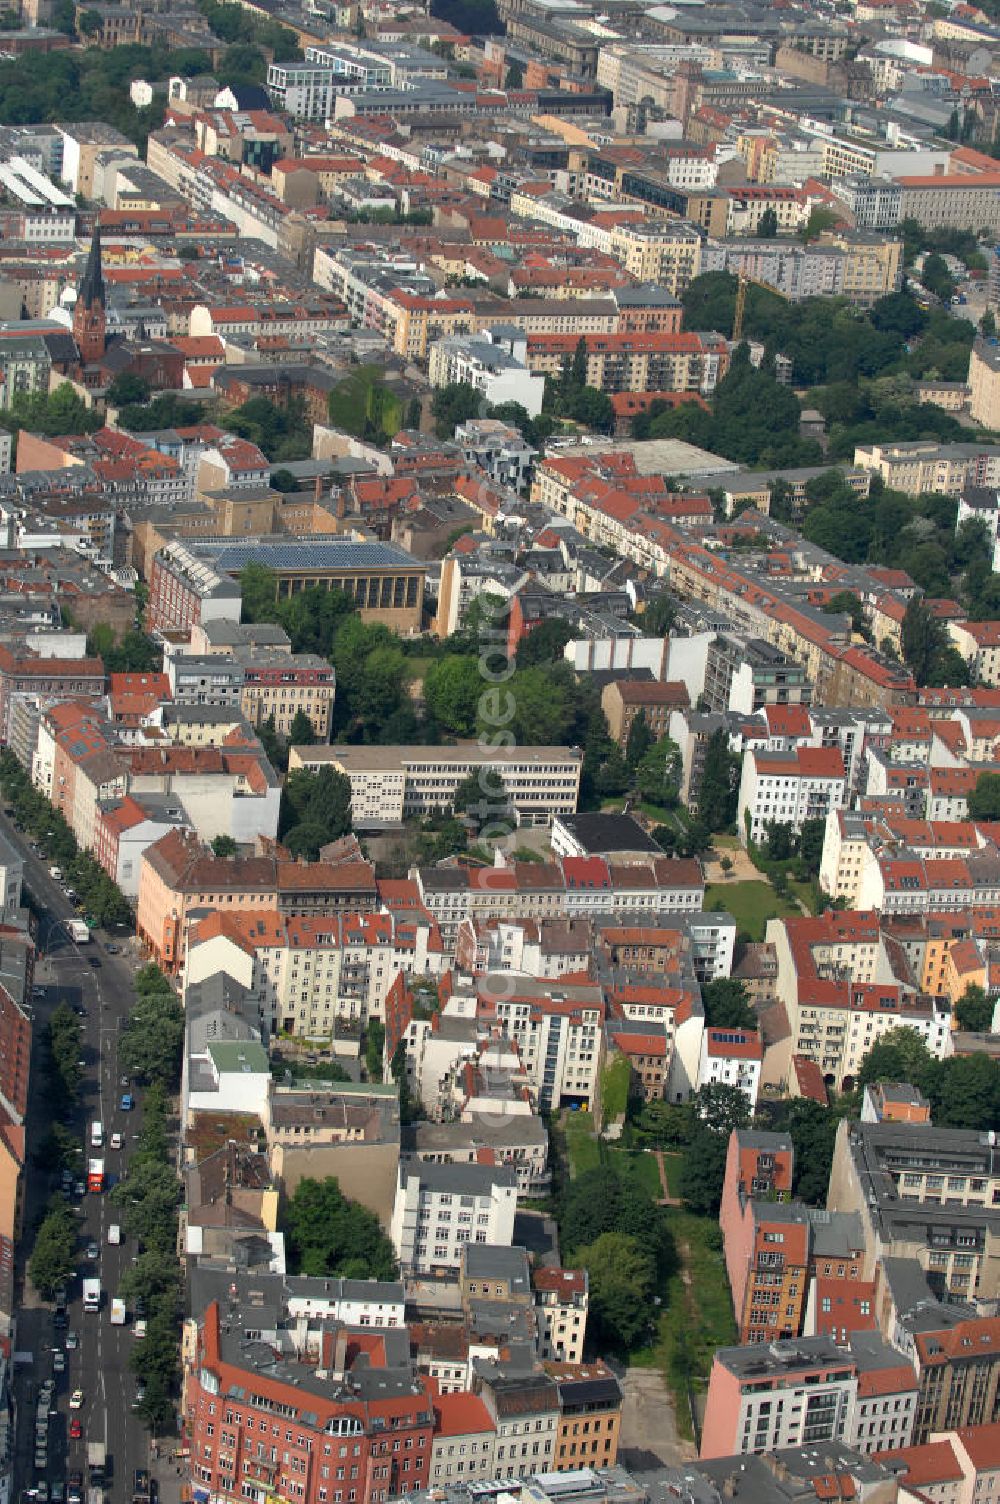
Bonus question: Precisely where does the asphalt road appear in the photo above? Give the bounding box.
[4,807,152,1504]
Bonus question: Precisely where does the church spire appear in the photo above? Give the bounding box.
[78,221,105,312]
[73,221,107,365]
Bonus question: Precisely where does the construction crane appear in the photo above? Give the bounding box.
[732,269,789,343]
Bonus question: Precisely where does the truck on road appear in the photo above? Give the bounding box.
[87,1443,106,1485]
[82,1279,101,1313]
[110,1299,125,1326]
[133,1470,150,1504]
[87,1159,104,1193]
[69,920,90,943]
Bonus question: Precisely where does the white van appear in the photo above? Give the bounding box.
[49,866,63,881]
[107,1224,121,1246]
[90,1122,103,1149]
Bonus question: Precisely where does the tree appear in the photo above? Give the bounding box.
[366,1020,385,1082]
[693,1081,751,1138]
[211,834,238,857]
[983,308,997,337]
[111,1160,180,1251]
[270,468,300,493]
[516,617,573,666]
[678,1129,729,1217]
[922,252,956,303]
[641,589,677,637]
[935,1053,1000,1131]
[118,991,184,1091]
[781,1098,841,1205]
[901,598,946,686]
[956,984,995,1033]
[698,729,740,831]
[431,382,481,438]
[634,736,681,808]
[573,1232,656,1351]
[759,207,778,238]
[279,766,353,854]
[424,655,482,735]
[107,371,151,406]
[969,772,1000,821]
[857,1027,936,1093]
[30,1200,77,1300]
[827,591,865,634]
[798,818,826,877]
[283,1177,397,1279]
[287,708,316,747]
[559,1165,667,1268]
[799,206,840,243]
[625,713,654,771]
[504,59,524,88]
[702,978,756,1030]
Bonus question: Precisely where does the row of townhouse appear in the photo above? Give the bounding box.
[410,851,708,948]
[765,908,953,1091]
[32,700,282,887]
[532,452,917,710]
[183,906,447,1034]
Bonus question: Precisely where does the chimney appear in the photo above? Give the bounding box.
[314,472,323,505]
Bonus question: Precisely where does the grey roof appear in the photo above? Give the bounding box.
[400,1160,517,1195]
[462,1243,531,1292]
[199,539,423,571]
[554,812,661,857]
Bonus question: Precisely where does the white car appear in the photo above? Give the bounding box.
[110,1132,123,1151]
[69,1390,84,1410]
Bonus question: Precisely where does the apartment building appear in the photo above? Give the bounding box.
[696,1027,763,1109]
[428,333,545,418]
[137,829,378,972]
[737,746,849,846]
[390,1161,518,1275]
[828,1118,1000,1301]
[896,174,1000,234]
[700,1337,859,1458]
[854,441,1000,496]
[288,745,583,827]
[768,910,952,1090]
[913,1319,1000,1441]
[186,907,446,1035]
[533,1268,589,1365]
[523,331,729,395]
[185,1298,435,1504]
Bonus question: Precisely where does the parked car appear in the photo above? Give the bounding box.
[69,1390,84,1410]
[66,1330,78,1350]
[85,1243,98,1261]
[52,1350,65,1373]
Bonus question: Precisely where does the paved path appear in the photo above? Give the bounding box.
[617,1367,696,1471]
[651,1151,681,1207]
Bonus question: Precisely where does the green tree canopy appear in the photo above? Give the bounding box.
[969,773,1000,821]
[573,1232,657,1351]
[956,984,995,1033]
[702,978,756,1030]
[283,1176,397,1279]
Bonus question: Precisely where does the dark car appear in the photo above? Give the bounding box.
[88,957,101,969]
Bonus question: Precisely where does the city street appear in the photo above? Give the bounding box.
[3,808,158,1504]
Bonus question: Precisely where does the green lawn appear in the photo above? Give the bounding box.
[562,1111,602,1176]
[704,879,799,940]
[661,1152,684,1198]
[630,1209,737,1441]
[609,1148,663,1201]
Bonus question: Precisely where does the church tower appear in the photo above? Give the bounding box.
[73,222,106,365]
